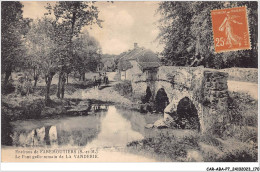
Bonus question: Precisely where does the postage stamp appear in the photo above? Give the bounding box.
[211,6,251,53]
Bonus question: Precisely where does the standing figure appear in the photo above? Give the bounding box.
[93,76,97,89]
[103,72,106,84]
[103,72,109,85]
[219,12,242,48]
[61,75,66,98]
[105,76,109,85]
[97,73,102,89]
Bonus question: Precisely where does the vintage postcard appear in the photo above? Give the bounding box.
[1,0,258,169]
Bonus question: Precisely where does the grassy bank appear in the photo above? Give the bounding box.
[127,131,257,162]
[126,91,258,162]
[1,78,96,120]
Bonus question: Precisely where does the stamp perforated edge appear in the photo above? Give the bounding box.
[210,6,252,54]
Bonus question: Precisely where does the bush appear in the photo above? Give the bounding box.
[227,91,257,127]
[113,81,132,96]
[223,125,257,143]
[218,150,257,162]
[1,114,13,145]
[2,82,15,95]
[127,129,257,162]
[20,99,45,119]
[127,132,200,161]
[243,115,257,127]
[15,78,34,96]
[34,85,57,96]
[217,141,257,162]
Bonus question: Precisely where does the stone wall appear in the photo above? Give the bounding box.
[131,66,229,134]
[201,70,229,134]
[220,67,258,83]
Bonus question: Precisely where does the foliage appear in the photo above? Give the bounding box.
[45,1,102,97]
[45,1,102,71]
[1,2,26,87]
[127,132,200,161]
[72,31,102,77]
[128,130,257,162]
[113,81,132,97]
[46,2,102,37]
[25,18,58,77]
[217,149,257,162]
[1,2,23,67]
[1,82,16,95]
[158,1,258,68]
[1,113,13,145]
[224,91,258,144]
[25,17,58,102]
[227,91,257,127]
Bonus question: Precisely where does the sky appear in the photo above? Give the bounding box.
[21,1,164,55]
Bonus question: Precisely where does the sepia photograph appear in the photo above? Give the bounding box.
[1,0,258,168]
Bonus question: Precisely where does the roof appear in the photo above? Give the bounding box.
[138,62,161,70]
[119,47,146,61]
[137,50,160,63]
[118,60,132,71]
[118,47,160,71]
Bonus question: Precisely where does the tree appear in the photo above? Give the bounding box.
[157,2,195,66]
[25,18,58,103]
[1,2,24,88]
[46,1,102,98]
[73,31,102,81]
[157,1,258,68]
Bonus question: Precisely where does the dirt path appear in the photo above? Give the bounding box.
[82,87,133,105]
[106,72,117,82]
[66,76,133,106]
[228,80,258,100]
[76,72,133,105]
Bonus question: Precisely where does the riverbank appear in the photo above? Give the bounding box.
[1,81,135,146]
[126,91,258,162]
[1,75,136,121]
[126,130,257,162]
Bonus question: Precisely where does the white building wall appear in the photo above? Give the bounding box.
[121,71,126,80]
[125,60,142,81]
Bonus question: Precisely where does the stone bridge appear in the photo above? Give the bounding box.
[131,66,229,134]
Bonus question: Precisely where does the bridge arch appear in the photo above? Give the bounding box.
[131,66,229,134]
[142,86,152,103]
[164,93,202,131]
[155,88,169,113]
[176,97,200,130]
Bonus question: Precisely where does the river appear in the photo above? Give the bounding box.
[2,105,162,162]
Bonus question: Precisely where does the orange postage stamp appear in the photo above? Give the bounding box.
[211,6,251,53]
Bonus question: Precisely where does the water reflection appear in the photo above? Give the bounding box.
[118,108,162,138]
[87,106,144,148]
[91,104,109,112]
[9,105,156,148]
[12,126,49,147]
[11,113,105,147]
